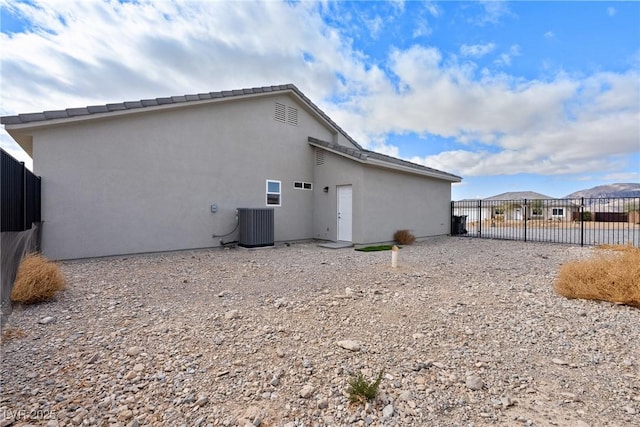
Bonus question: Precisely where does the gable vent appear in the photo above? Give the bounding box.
[274,102,286,122]
[287,106,298,126]
[315,149,325,166]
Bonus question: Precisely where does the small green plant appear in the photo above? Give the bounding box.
[347,369,384,405]
[393,229,416,245]
[355,245,400,252]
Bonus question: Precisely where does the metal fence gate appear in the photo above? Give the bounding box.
[452,197,640,247]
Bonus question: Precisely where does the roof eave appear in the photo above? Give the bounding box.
[2,90,292,132]
[5,129,33,157]
[310,140,462,182]
[366,157,462,182]
[308,140,368,164]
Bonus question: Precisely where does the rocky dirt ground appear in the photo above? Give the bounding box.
[1,237,638,427]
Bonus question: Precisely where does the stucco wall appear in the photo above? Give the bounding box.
[32,94,337,259]
[359,166,452,243]
[312,150,364,242]
[312,150,452,245]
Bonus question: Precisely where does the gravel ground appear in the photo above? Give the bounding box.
[1,237,639,427]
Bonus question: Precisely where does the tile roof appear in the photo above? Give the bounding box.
[1,83,364,150]
[308,137,461,182]
[308,137,368,161]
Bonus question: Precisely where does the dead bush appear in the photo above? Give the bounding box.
[554,245,640,307]
[11,253,66,304]
[393,229,416,245]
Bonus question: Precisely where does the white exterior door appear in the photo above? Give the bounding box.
[337,185,352,242]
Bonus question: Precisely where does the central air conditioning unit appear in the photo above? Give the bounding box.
[237,208,274,248]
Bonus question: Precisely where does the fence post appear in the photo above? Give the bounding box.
[21,161,27,231]
[478,199,482,237]
[580,197,584,247]
[450,201,454,235]
[524,199,528,242]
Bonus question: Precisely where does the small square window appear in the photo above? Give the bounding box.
[293,181,313,190]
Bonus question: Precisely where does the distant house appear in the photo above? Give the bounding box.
[454,191,580,222]
[484,191,553,221]
[1,84,461,260]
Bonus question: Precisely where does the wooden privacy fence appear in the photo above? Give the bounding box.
[1,148,41,232]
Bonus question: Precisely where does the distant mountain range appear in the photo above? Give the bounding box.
[565,183,640,199]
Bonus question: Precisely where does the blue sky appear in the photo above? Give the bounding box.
[1,0,638,199]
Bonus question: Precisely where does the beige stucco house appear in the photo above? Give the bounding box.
[1,84,461,260]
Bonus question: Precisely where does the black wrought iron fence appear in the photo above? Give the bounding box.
[452,197,640,247]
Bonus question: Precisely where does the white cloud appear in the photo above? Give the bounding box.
[602,171,639,182]
[425,2,442,18]
[607,7,617,17]
[333,44,639,177]
[544,31,554,39]
[460,43,496,58]
[0,0,637,183]
[494,53,512,67]
[0,0,362,114]
[389,0,405,14]
[494,44,521,67]
[412,19,432,38]
[474,0,511,26]
[364,15,384,39]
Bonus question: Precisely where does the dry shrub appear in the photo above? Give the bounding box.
[393,229,416,245]
[554,245,640,307]
[597,244,633,252]
[11,253,66,304]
